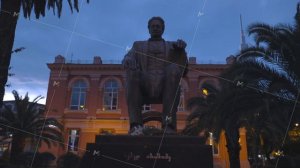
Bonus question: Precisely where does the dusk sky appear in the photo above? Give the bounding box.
[4,0,299,104]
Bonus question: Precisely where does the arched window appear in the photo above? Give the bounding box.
[103,79,119,111]
[70,80,87,110]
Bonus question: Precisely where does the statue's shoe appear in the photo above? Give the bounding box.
[128,125,144,136]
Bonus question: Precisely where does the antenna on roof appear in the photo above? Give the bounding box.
[240,14,248,51]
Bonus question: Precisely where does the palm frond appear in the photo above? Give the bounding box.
[0,91,64,155]
[19,0,89,19]
[237,46,268,60]
[39,133,64,147]
[248,23,279,47]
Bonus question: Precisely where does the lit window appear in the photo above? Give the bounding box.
[142,104,151,112]
[0,143,10,156]
[68,129,80,152]
[208,132,219,155]
[177,88,185,112]
[70,80,87,110]
[202,88,209,96]
[103,79,119,111]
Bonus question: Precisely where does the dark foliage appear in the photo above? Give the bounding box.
[183,3,300,168]
[0,0,89,107]
[0,90,64,164]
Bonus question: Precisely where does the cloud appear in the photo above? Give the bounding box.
[4,76,48,104]
[8,76,48,86]
[4,89,47,105]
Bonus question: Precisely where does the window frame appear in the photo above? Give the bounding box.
[142,104,152,112]
[67,128,80,153]
[103,79,119,111]
[70,80,88,111]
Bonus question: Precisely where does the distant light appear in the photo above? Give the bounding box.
[274,150,284,156]
[202,89,209,96]
[48,125,56,128]
[9,134,13,137]
[80,105,84,110]
[208,132,213,145]
[295,123,299,127]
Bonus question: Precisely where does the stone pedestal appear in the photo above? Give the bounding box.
[81,135,213,168]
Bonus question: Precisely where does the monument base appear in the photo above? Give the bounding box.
[81,135,213,168]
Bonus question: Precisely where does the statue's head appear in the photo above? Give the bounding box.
[148,17,165,38]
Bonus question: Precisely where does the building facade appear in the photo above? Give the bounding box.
[42,55,249,168]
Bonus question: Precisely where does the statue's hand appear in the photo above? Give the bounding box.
[173,39,186,50]
[123,57,137,70]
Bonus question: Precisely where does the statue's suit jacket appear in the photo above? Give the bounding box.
[124,40,188,76]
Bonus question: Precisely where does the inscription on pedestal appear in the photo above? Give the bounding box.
[81,135,213,168]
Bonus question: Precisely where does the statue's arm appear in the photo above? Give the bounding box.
[169,40,189,76]
[173,39,186,50]
[123,42,138,70]
[171,39,188,63]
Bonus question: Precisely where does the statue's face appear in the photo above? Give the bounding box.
[148,20,164,38]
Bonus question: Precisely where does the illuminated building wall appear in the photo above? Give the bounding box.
[41,55,249,168]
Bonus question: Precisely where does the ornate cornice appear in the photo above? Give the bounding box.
[47,64,124,71]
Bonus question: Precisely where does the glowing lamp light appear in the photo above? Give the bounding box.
[202,88,209,96]
[274,150,284,157]
[80,105,84,109]
[48,125,56,128]
[295,123,299,127]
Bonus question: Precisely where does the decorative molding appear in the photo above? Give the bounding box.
[99,76,124,89]
[96,109,121,114]
[51,77,68,81]
[90,74,101,81]
[68,76,91,90]
[64,108,88,114]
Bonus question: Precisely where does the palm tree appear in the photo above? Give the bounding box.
[0,90,64,164]
[222,60,298,167]
[182,84,218,136]
[239,3,300,79]
[0,0,89,107]
[184,60,298,168]
[236,3,300,166]
[183,3,300,167]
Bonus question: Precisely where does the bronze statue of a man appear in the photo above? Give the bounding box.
[123,16,188,135]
